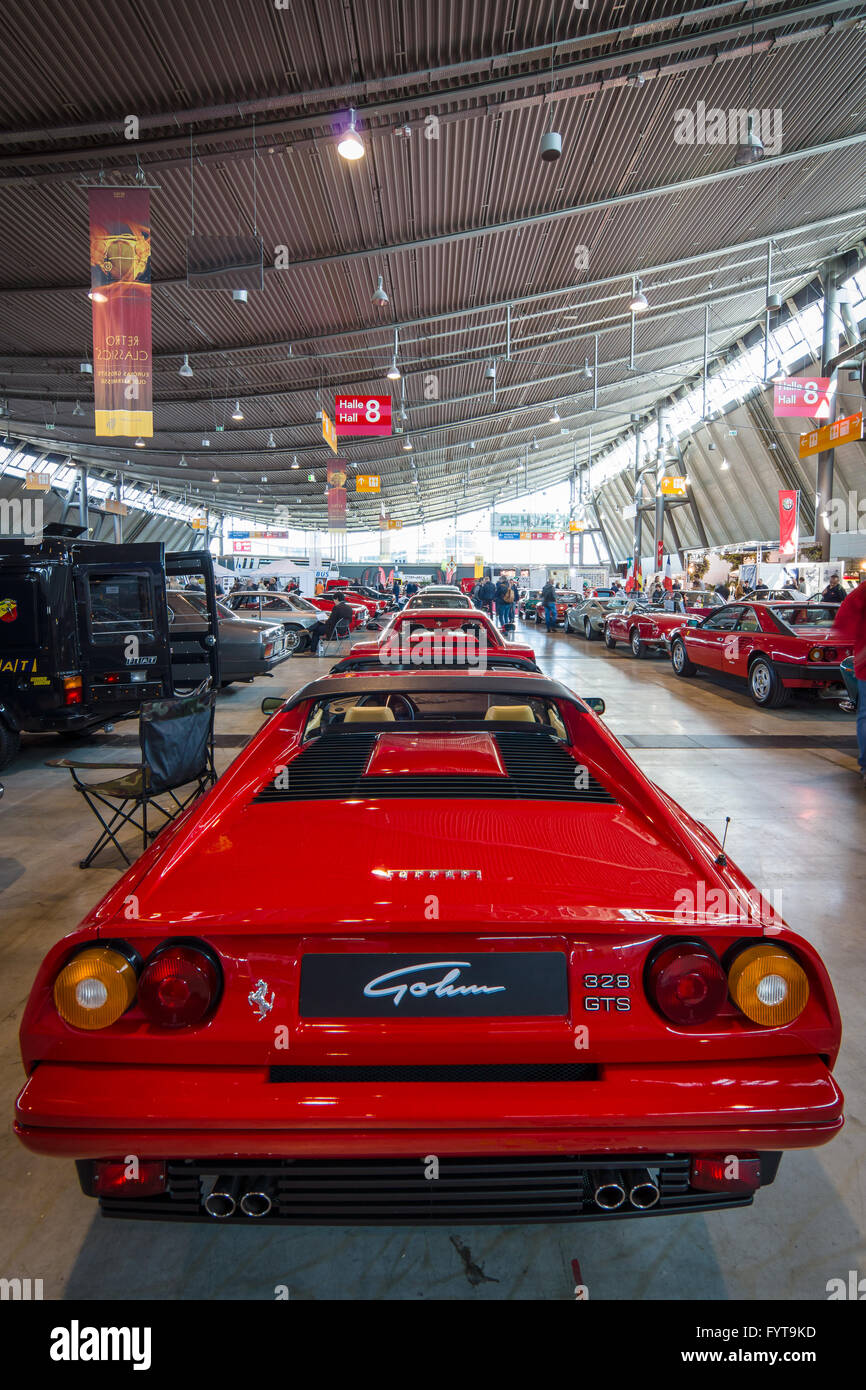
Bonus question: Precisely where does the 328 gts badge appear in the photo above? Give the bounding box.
[582,972,631,1012]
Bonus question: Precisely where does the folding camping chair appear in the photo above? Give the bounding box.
[316,617,353,657]
[48,682,217,868]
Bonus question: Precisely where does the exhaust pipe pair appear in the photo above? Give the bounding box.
[204,1176,273,1219]
[590,1168,660,1211]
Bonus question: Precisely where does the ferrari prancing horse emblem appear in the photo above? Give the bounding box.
[248,979,275,1020]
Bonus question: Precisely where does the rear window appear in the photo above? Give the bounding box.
[770,603,839,630]
[87,572,155,641]
[304,691,569,738]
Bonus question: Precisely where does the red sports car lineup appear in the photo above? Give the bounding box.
[14,593,844,1226]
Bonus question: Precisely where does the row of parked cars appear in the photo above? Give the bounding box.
[16,578,844,1227]
[522,588,853,710]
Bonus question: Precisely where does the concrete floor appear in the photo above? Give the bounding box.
[1,621,863,1300]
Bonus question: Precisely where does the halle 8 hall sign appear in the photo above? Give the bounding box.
[335,395,392,437]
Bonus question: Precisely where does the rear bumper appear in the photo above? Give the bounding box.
[15,1055,843,1160]
[775,662,844,685]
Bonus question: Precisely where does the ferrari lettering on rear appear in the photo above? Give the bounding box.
[363,960,506,1008]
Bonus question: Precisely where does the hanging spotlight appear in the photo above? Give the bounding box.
[211,474,219,484]
[232,400,244,420]
[179,353,194,378]
[291,455,299,470]
[403,438,413,450]
[201,437,210,447]
[179,455,188,467]
[337,108,365,161]
[734,114,764,166]
[549,405,561,423]
[386,357,401,381]
[629,277,649,313]
[372,274,389,308]
[267,431,276,448]
[582,357,593,379]
[531,436,539,451]
[261,474,268,483]
[72,400,84,416]
[134,437,145,447]
[720,458,730,471]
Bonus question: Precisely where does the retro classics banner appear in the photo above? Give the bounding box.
[327,461,347,532]
[88,187,152,438]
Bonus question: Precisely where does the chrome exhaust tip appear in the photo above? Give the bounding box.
[592,1170,626,1211]
[239,1189,273,1218]
[204,1177,238,1219]
[625,1169,661,1209]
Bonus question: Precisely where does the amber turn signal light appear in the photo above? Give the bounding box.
[728,943,809,1026]
[53,947,137,1030]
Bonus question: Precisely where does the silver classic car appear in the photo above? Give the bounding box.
[167,590,289,684]
[565,596,629,639]
[223,589,322,652]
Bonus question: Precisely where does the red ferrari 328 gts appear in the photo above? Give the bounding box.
[15,670,842,1224]
[336,607,539,672]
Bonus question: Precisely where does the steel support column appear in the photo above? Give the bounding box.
[816,257,843,561]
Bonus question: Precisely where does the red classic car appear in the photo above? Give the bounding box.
[324,580,386,618]
[531,592,580,626]
[336,608,539,672]
[604,594,725,659]
[308,593,368,629]
[15,669,842,1224]
[669,602,853,707]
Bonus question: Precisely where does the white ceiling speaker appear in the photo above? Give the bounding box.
[540,131,562,162]
[232,289,248,302]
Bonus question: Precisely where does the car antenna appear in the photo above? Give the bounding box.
[715,816,731,867]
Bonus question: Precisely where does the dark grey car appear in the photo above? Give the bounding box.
[167,590,289,686]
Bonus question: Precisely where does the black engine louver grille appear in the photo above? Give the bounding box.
[254,730,616,804]
[269,1063,597,1083]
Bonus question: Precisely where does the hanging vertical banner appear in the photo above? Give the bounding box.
[778,489,799,557]
[327,461,347,532]
[88,188,152,438]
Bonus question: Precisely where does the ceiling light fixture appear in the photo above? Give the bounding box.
[72,400,84,416]
[403,438,413,450]
[582,357,593,379]
[87,290,107,303]
[232,400,244,420]
[211,474,219,484]
[232,289,248,303]
[179,353,193,378]
[372,274,389,308]
[386,357,401,381]
[337,108,365,161]
[79,361,93,375]
[267,431,276,448]
[629,277,649,313]
[549,405,561,423]
[734,113,765,167]
[179,455,188,467]
[291,455,299,469]
[134,437,145,447]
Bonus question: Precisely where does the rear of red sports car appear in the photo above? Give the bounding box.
[15,673,842,1224]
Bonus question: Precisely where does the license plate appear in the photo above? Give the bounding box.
[299,952,569,1018]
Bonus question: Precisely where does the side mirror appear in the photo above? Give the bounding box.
[583,697,605,716]
[261,696,284,715]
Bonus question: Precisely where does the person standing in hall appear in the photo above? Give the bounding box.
[541,577,557,632]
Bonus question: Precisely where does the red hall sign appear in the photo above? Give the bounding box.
[335,395,392,437]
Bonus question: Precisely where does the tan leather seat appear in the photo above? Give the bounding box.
[484,704,535,723]
[343,705,396,723]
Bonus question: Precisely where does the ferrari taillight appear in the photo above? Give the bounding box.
[137,943,220,1028]
[727,942,809,1026]
[53,946,138,1029]
[646,940,727,1025]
